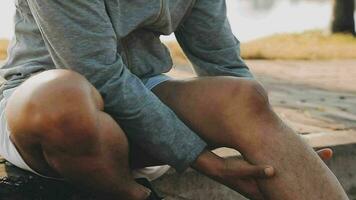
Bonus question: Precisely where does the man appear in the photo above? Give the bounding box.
[0,0,348,199]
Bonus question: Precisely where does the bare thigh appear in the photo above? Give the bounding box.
[3,70,105,177]
[151,76,259,149]
[127,76,253,166]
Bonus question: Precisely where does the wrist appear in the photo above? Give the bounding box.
[191,149,225,178]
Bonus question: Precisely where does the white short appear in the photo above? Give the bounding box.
[0,73,172,180]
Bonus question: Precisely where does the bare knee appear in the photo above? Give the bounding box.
[215,79,274,149]
[27,69,104,111]
[238,79,270,112]
[222,79,270,118]
[6,69,103,146]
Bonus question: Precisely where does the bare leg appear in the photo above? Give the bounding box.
[152,76,348,200]
[5,70,150,200]
[4,69,346,199]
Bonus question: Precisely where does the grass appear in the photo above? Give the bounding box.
[1,31,356,63]
[240,31,356,60]
[166,31,356,65]
[0,39,9,60]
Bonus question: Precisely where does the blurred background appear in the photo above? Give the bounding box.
[1,0,356,60]
[1,0,356,59]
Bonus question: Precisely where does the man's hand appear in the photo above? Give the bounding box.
[193,148,333,200]
[216,148,333,200]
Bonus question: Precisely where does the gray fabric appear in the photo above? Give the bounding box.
[175,1,253,78]
[0,0,253,172]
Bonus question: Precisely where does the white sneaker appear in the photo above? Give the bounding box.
[132,165,171,181]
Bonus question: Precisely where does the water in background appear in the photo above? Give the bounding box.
[226,0,334,41]
[0,0,15,40]
[0,0,355,42]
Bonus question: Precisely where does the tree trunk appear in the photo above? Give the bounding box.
[331,0,355,35]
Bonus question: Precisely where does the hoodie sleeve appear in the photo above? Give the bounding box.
[175,0,253,78]
[26,0,207,172]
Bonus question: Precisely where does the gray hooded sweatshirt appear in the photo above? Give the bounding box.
[1,0,253,172]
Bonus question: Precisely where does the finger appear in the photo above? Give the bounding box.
[225,159,275,178]
[240,165,275,179]
[317,148,333,161]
